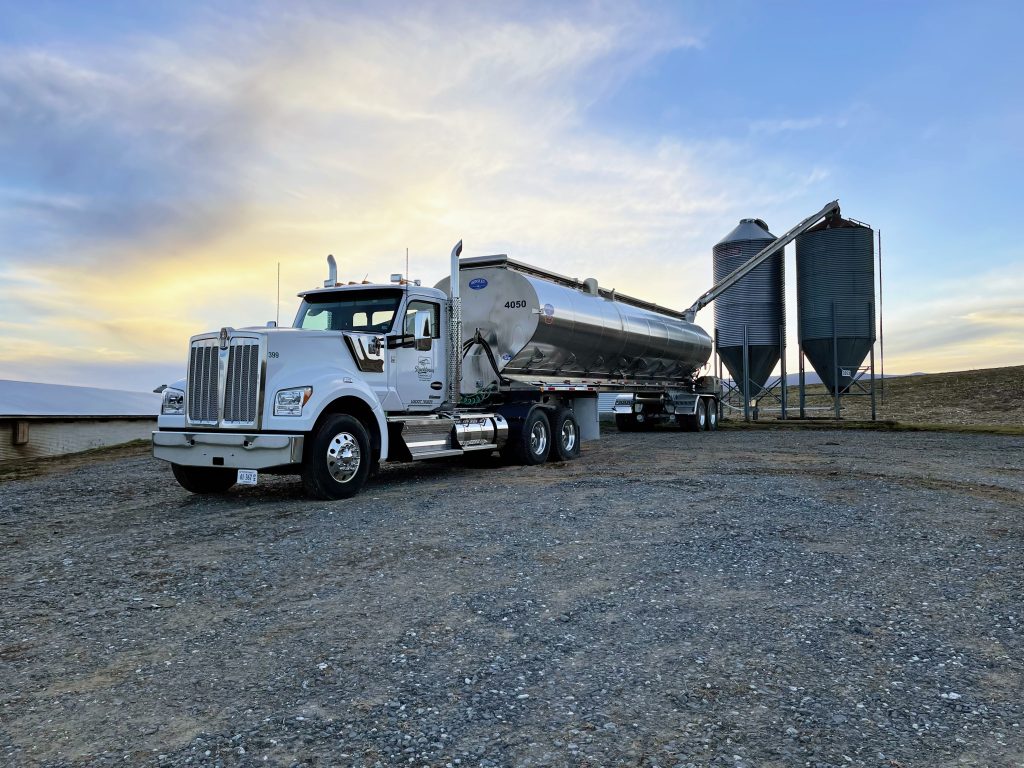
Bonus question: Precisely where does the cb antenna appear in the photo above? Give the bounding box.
[276,262,280,325]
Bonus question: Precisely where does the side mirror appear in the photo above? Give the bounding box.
[413,310,431,340]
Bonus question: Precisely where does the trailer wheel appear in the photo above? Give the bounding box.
[677,409,703,432]
[503,408,551,465]
[615,414,639,432]
[171,464,237,494]
[301,414,372,500]
[551,409,581,461]
[705,399,718,431]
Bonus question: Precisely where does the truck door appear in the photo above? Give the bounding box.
[392,299,445,412]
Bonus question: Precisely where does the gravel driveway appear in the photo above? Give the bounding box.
[1,428,1022,768]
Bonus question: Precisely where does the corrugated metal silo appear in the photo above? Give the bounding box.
[713,218,784,393]
[795,217,875,393]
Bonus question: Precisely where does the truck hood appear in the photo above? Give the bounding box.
[184,326,379,384]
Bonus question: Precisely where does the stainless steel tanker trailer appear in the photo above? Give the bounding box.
[436,255,720,433]
[152,242,721,500]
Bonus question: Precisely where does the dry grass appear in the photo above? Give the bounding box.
[739,364,1024,433]
[4,366,1022,475]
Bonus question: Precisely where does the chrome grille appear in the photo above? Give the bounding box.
[187,339,219,424]
[186,335,262,426]
[224,339,260,425]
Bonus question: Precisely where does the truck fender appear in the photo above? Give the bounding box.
[306,389,389,464]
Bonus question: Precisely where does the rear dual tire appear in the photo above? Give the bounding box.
[551,408,581,462]
[615,413,639,432]
[616,413,655,432]
[705,399,718,431]
[678,399,717,432]
[501,407,581,465]
[502,408,551,465]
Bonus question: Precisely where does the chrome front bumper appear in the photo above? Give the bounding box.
[152,431,304,469]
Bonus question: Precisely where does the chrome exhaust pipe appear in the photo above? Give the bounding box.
[448,240,463,409]
[324,254,337,287]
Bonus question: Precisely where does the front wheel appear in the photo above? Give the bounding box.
[302,414,372,500]
[171,464,237,494]
[551,408,581,461]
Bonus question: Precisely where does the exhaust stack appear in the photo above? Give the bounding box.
[447,240,463,409]
[324,254,337,287]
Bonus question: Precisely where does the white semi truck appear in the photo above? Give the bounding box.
[153,242,722,499]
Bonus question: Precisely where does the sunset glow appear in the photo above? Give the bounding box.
[2,2,1021,390]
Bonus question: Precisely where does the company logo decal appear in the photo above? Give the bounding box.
[469,278,488,290]
[415,357,434,381]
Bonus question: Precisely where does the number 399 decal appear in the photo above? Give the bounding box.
[504,300,527,309]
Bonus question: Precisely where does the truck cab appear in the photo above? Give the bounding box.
[153,279,471,498]
[293,283,449,414]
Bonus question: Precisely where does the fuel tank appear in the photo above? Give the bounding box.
[436,256,711,387]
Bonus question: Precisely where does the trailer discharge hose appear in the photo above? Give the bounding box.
[462,330,508,386]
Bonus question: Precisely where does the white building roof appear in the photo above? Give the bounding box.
[0,379,160,418]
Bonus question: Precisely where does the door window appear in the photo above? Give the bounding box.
[403,300,441,351]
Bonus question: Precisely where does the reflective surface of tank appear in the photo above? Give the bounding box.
[712,218,784,392]
[796,217,876,393]
[436,256,712,390]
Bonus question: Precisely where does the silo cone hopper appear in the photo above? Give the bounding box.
[718,345,783,396]
[801,338,875,394]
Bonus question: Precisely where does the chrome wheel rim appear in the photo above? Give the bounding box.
[698,407,706,428]
[560,420,577,453]
[708,405,717,428]
[326,432,361,483]
[530,420,548,456]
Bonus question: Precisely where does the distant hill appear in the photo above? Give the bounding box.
[789,365,1024,427]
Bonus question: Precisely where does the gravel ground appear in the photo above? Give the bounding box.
[1,428,1023,768]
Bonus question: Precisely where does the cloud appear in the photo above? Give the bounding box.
[748,112,857,136]
[881,270,1024,372]
[0,2,842,388]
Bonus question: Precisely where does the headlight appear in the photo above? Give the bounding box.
[274,387,313,416]
[161,388,185,416]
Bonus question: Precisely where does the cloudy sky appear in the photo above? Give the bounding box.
[1,0,1021,391]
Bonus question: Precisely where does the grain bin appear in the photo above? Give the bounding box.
[795,216,875,393]
[713,219,784,393]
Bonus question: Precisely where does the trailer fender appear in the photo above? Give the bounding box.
[494,401,547,432]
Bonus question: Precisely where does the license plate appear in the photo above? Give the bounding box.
[237,469,258,485]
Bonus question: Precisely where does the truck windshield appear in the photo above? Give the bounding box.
[295,289,403,332]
